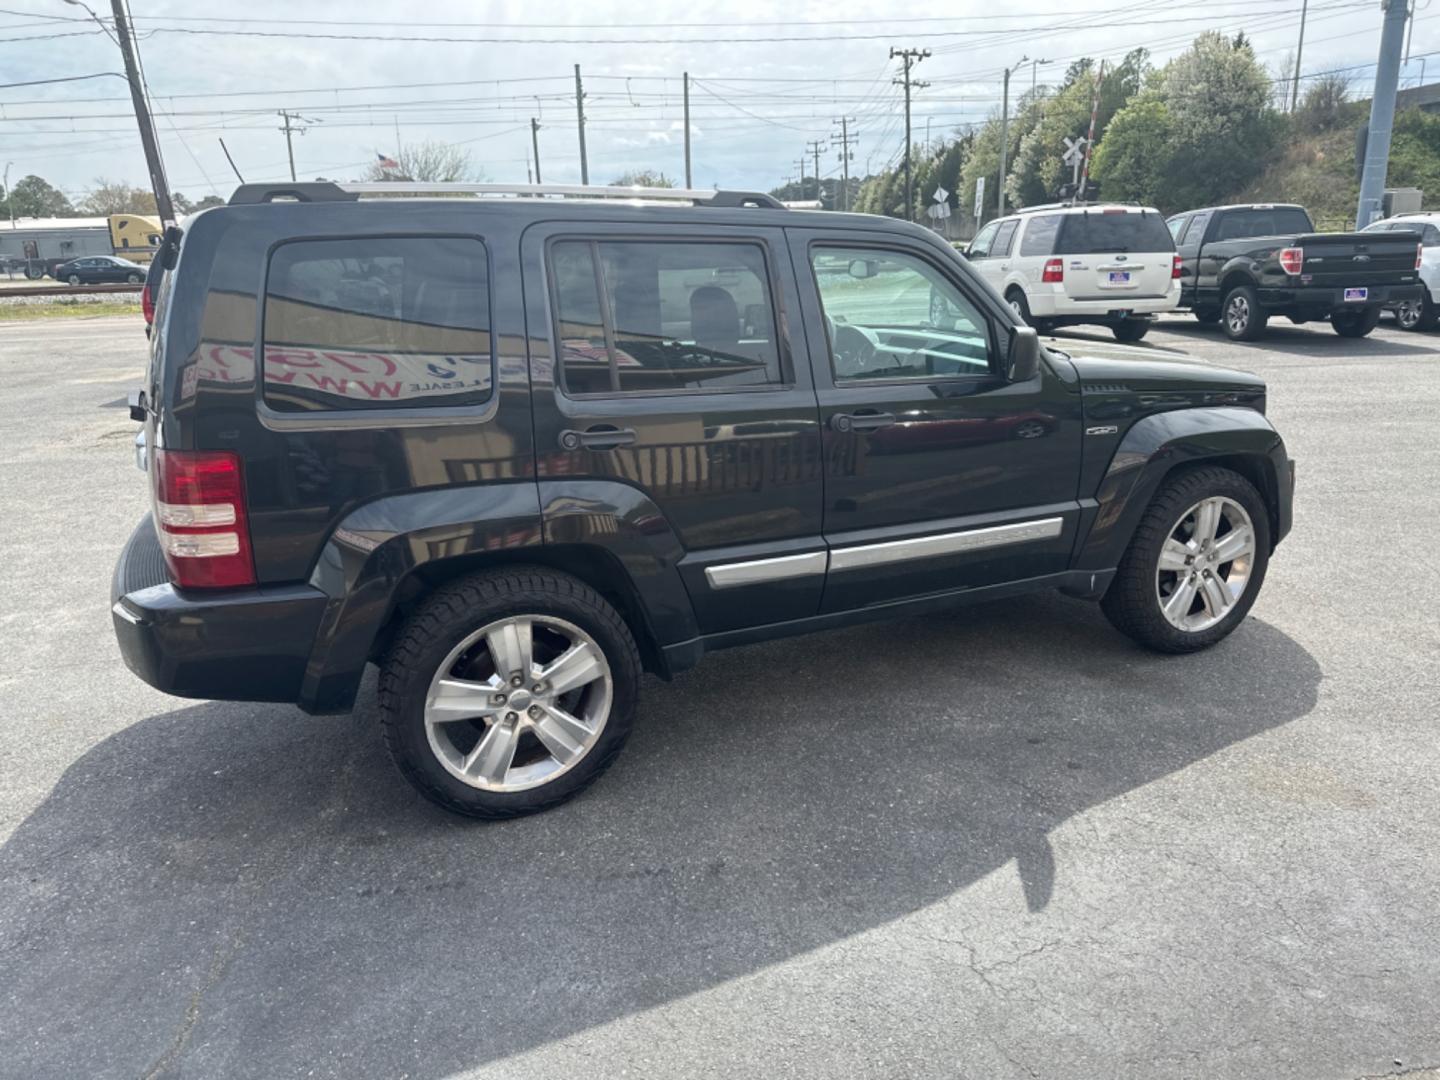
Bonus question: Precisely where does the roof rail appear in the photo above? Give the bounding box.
[228,181,784,209]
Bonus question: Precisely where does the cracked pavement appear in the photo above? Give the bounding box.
[1,314,1438,1079]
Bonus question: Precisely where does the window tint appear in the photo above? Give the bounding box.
[992,220,1019,257]
[262,236,491,413]
[1019,214,1062,256]
[1424,225,1440,247]
[810,246,993,383]
[968,221,1000,258]
[1212,207,1313,241]
[1180,210,1213,246]
[551,239,782,395]
[1055,211,1175,254]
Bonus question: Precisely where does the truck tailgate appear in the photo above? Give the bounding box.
[1300,231,1419,290]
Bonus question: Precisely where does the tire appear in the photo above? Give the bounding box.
[1005,287,1033,326]
[126,272,141,284]
[379,567,641,819]
[1332,307,1382,338]
[1194,308,1222,325]
[1101,466,1271,654]
[67,274,81,286]
[1395,296,1438,331]
[1112,320,1150,343]
[1221,284,1267,341]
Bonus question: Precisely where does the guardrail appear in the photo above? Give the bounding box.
[0,283,143,298]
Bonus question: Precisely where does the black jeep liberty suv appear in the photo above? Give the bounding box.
[113,182,1295,818]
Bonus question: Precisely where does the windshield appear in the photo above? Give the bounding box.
[1054,212,1175,254]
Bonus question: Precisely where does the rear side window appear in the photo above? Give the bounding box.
[550,239,782,395]
[1212,207,1313,241]
[1055,212,1175,254]
[1019,214,1062,256]
[262,236,491,413]
[992,220,1019,257]
[1180,210,1213,246]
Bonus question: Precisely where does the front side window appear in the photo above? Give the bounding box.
[262,236,492,413]
[968,221,1000,259]
[1424,225,1440,247]
[550,239,782,395]
[810,246,993,383]
[1166,216,1187,241]
[1019,215,1062,256]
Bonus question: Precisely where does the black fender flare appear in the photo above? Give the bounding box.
[1217,259,1261,301]
[296,480,700,713]
[1073,407,1290,573]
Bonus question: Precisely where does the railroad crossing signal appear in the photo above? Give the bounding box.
[1062,136,1088,167]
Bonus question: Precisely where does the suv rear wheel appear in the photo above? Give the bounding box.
[1396,296,1438,331]
[379,568,640,818]
[1005,287,1032,326]
[1101,466,1270,653]
[1221,285,1267,341]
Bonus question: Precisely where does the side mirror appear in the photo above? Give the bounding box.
[847,259,876,280]
[1006,325,1041,382]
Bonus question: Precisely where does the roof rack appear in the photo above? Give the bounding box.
[228,181,784,209]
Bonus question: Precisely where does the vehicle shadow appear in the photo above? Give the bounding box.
[1045,328,1191,355]
[0,593,1321,1079]
[1153,319,1440,358]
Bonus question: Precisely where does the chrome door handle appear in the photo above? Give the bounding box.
[559,426,637,450]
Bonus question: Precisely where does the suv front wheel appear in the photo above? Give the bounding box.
[1101,466,1270,653]
[379,568,640,818]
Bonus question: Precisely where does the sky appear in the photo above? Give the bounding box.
[0,0,1435,205]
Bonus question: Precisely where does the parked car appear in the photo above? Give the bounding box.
[53,254,146,285]
[1167,203,1425,341]
[1360,212,1440,331]
[964,203,1180,342]
[112,181,1295,819]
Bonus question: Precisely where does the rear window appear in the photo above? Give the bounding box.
[261,236,492,413]
[1212,207,1313,241]
[1019,214,1062,256]
[1055,211,1175,255]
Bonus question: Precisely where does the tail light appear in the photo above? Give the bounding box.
[152,449,256,589]
[1042,258,1064,283]
[1278,247,1304,276]
[141,282,155,326]
[1172,254,1183,279]
[1418,243,1424,271]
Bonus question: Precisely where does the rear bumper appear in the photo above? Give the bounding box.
[1028,286,1180,319]
[1257,283,1424,313]
[111,515,332,709]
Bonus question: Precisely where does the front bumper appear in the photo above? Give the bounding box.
[111,515,329,707]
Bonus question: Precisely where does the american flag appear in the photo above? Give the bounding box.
[376,152,399,169]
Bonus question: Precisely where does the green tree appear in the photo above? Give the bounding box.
[610,169,676,188]
[1293,72,1353,135]
[1089,97,1174,206]
[8,174,73,218]
[1008,50,1148,208]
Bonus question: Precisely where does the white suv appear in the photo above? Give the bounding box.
[1361,212,1440,331]
[965,203,1180,342]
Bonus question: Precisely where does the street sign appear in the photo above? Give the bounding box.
[927,202,951,220]
[973,176,985,221]
[932,185,949,203]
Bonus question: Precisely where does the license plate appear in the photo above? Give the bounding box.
[1344,287,1368,302]
[1107,271,1131,285]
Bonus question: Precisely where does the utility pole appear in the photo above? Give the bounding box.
[795,155,807,203]
[531,118,543,184]
[107,0,175,223]
[1357,0,1411,228]
[998,56,1028,218]
[574,64,589,185]
[683,72,693,188]
[1031,58,1051,96]
[1290,0,1310,111]
[806,139,826,204]
[833,117,857,212]
[891,47,930,222]
[279,111,300,182]
[3,162,13,229]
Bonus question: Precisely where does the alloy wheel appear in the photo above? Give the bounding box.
[1154,495,1256,632]
[1397,300,1422,330]
[1225,295,1249,335]
[423,614,612,792]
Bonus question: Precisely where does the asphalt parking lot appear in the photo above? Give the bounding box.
[1,313,1437,1080]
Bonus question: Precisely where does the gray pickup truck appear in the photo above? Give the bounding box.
[1167,203,1424,341]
